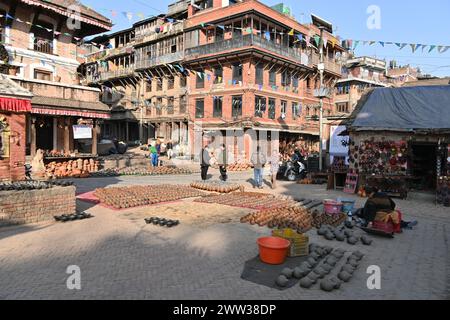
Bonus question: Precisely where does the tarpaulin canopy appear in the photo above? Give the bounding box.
[351,86,450,130]
[0,97,32,112]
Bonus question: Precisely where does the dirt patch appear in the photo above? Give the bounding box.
[117,199,254,227]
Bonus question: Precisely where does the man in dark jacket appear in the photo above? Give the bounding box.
[200,144,211,181]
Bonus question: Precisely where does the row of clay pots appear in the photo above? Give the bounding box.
[196,193,297,210]
[190,182,244,193]
[94,185,205,209]
[240,206,312,232]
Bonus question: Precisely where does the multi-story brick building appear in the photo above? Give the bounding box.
[1,0,112,160]
[82,0,344,160]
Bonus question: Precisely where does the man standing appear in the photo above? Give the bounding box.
[200,143,211,181]
[217,144,228,182]
[150,144,158,167]
[166,140,173,160]
[251,146,267,189]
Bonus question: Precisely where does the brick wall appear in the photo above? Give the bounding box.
[0,186,76,227]
[0,112,27,181]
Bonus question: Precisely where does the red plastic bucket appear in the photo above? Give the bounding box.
[323,200,343,215]
[257,237,290,265]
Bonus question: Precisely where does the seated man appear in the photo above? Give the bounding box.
[356,187,418,231]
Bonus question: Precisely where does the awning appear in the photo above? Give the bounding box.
[0,97,32,112]
[31,107,110,119]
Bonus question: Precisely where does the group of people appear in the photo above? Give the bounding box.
[149,139,174,167]
[200,143,282,190]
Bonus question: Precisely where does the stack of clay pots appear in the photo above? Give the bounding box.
[311,210,347,228]
[227,162,252,172]
[240,206,313,232]
[190,181,243,193]
[45,158,99,179]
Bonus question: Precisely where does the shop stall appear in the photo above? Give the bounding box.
[345,86,450,199]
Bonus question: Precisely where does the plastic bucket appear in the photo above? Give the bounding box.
[338,198,356,213]
[323,200,343,215]
[257,237,290,265]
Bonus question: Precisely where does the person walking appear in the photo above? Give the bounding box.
[270,149,281,189]
[200,144,211,181]
[251,146,267,189]
[150,144,158,167]
[217,144,228,182]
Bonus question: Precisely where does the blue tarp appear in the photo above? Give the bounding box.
[352,85,450,130]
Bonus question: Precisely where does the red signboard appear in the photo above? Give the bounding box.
[31,107,110,119]
[0,97,32,112]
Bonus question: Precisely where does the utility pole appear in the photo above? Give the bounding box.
[318,26,325,172]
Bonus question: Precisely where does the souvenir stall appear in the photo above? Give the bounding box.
[345,86,450,200]
[327,125,350,190]
[436,144,450,206]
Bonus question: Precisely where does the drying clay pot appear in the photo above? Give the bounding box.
[310,252,321,260]
[361,236,373,246]
[342,264,356,274]
[353,251,365,259]
[276,275,289,287]
[332,251,344,259]
[335,233,346,242]
[326,256,337,265]
[320,279,335,292]
[347,237,359,245]
[299,277,314,289]
[347,259,360,268]
[309,244,318,252]
[313,267,327,278]
[344,221,354,229]
[307,257,317,266]
[338,271,352,283]
[322,264,334,273]
[350,253,363,261]
[307,272,320,283]
[281,268,294,279]
[329,277,342,289]
[324,246,333,254]
[301,262,313,270]
[324,232,335,241]
[293,267,304,279]
[344,230,353,237]
[317,227,327,236]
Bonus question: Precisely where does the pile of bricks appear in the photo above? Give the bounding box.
[0,186,76,227]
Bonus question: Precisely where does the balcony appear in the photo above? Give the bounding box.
[135,52,184,70]
[15,78,100,102]
[186,34,311,67]
[167,0,189,16]
[85,67,136,83]
[311,54,342,75]
[135,22,184,45]
[34,37,53,55]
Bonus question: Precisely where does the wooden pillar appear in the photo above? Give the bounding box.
[64,117,70,152]
[126,121,129,142]
[92,120,98,155]
[53,118,58,150]
[30,116,36,157]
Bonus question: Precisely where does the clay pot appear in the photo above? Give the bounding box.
[320,279,335,292]
[276,275,289,287]
[299,277,314,289]
[281,268,294,279]
[338,271,352,283]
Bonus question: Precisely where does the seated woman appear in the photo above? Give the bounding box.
[356,187,418,232]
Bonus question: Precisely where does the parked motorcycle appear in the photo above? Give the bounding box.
[278,155,308,181]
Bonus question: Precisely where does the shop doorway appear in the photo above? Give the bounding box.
[410,142,437,191]
[36,116,53,151]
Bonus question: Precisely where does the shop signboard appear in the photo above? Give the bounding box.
[73,125,92,140]
[330,125,349,156]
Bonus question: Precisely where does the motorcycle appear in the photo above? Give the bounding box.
[278,155,308,182]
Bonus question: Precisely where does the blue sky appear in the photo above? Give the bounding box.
[85,0,450,76]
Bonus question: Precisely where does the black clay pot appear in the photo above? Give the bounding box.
[299,277,314,289]
[341,264,355,274]
[307,272,320,283]
[347,236,358,245]
[335,233,346,242]
[293,267,304,279]
[338,271,352,282]
[276,275,289,287]
[329,277,342,289]
[281,268,294,279]
[320,279,335,292]
[361,236,373,246]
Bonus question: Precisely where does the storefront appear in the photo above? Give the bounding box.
[345,86,450,201]
[27,99,111,158]
[0,75,33,181]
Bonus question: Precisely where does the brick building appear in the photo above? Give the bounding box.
[1,0,112,159]
[0,74,32,181]
[82,0,344,160]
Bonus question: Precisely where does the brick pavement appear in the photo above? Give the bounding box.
[0,172,448,300]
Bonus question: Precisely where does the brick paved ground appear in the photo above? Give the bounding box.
[0,171,449,300]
